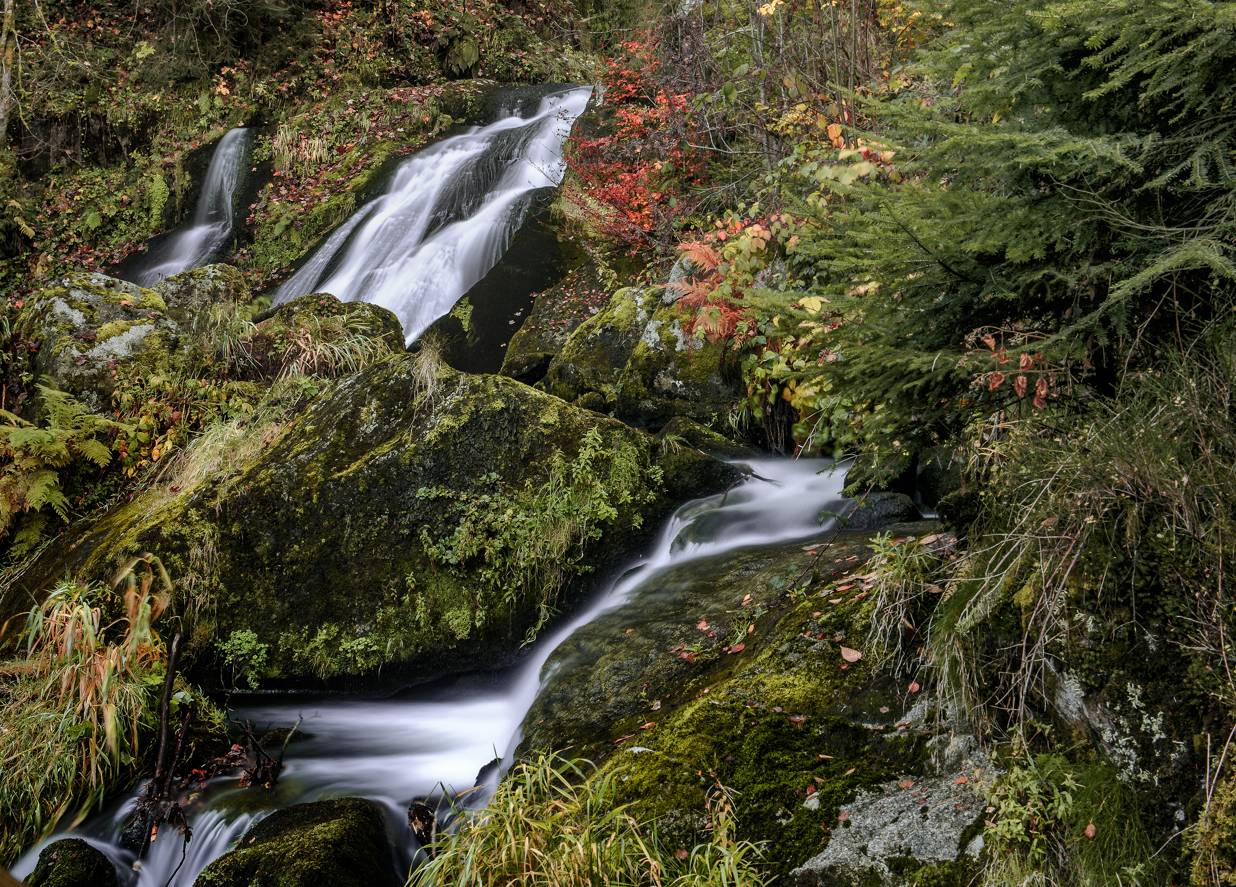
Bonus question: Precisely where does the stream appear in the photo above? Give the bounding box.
[122,128,254,287]
[12,459,850,885]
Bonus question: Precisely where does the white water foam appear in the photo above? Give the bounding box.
[273,87,592,345]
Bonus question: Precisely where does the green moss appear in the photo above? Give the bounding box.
[195,798,400,887]
[26,838,119,887]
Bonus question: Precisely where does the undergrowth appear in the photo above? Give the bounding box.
[411,753,769,887]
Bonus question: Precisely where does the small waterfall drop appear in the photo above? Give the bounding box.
[273,86,592,345]
[11,459,850,885]
[126,128,253,286]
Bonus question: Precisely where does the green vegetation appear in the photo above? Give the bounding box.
[413,754,769,887]
[0,385,127,554]
[0,560,169,860]
[417,426,661,640]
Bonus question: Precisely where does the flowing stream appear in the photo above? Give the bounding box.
[273,86,592,345]
[124,128,253,286]
[12,459,849,885]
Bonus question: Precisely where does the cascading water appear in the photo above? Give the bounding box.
[272,86,592,345]
[11,459,851,885]
[124,128,253,286]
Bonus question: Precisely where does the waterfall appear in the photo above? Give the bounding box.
[126,128,253,286]
[273,86,592,346]
[11,459,850,886]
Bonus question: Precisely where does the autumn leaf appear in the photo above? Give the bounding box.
[908,681,922,694]
[839,646,863,663]
[1084,822,1097,840]
[728,643,746,654]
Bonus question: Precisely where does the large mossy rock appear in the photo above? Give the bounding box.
[542,286,740,430]
[21,272,176,412]
[23,359,735,681]
[25,838,119,887]
[195,798,401,887]
[18,265,263,413]
[521,521,983,881]
[154,263,254,330]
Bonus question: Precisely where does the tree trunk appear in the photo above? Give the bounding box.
[0,0,14,147]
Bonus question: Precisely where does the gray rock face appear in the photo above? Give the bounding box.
[791,734,988,886]
[25,272,176,412]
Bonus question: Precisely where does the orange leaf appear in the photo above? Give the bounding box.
[839,646,863,663]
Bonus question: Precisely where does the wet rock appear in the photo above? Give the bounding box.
[25,838,119,887]
[20,362,737,681]
[195,798,401,887]
[843,492,919,531]
[21,271,176,412]
[502,263,608,383]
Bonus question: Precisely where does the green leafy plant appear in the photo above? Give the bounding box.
[0,384,128,553]
[216,628,269,690]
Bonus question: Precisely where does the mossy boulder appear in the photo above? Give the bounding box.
[153,263,254,330]
[502,263,610,383]
[520,519,978,878]
[543,285,741,430]
[194,798,401,887]
[21,272,175,412]
[25,838,119,887]
[24,360,735,682]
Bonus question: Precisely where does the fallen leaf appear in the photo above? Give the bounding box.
[697,619,710,631]
[728,643,746,654]
[840,646,863,663]
[747,623,756,635]
[908,681,922,694]
[651,700,662,711]
[640,721,656,730]
[954,775,969,785]
[805,784,816,795]
[898,779,915,789]
[837,810,850,822]
[1084,822,1097,840]
[741,593,753,606]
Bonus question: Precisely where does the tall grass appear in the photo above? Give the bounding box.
[0,556,172,863]
[411,754,769,887]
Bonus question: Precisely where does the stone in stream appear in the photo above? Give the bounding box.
[25,838,120,887]
[195,798,401,887]
[518,518,986,882]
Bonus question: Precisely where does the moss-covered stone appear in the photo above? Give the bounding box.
[20,360,736,683]
[26,838,119,887]
[542,285,741,431]
[153,263,255,329]
[194,798,401,887]
[21,272,177,412]
[521,520,966,879]
[502,262,610,382]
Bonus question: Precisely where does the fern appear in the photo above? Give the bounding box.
[0,385,129,552]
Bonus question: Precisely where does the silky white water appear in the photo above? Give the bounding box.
[273,87,592,345]
[12,459,850,885]
[126,128,252,286]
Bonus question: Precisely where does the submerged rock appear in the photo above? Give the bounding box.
[843,492,919,531]
[22,360,735,681]
[25,838,119,887]
[195,798,401,887]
